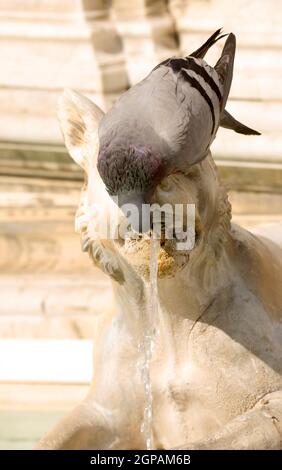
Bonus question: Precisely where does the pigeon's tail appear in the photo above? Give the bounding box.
[189,28,228,59]
[220,110,261,136]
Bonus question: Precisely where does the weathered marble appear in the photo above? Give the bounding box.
[36,84,282,450]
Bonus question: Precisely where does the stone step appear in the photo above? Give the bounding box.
[0,339,92,383]
[171,0,282,48]
[0,409,65,449]
[0,313,96,340]
[0,0,80,15]
[213,128,282,162]
[0,274,112,317]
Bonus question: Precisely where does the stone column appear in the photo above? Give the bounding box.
[112,0,179,85]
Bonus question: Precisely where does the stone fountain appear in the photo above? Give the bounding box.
[36,33,282,450]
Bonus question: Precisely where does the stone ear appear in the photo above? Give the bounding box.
[57,89,105,172]
[215,33,236,110]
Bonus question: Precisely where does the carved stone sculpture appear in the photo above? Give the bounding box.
[36,32,282,450]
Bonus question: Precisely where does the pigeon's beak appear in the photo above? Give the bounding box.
[117,191,151,234]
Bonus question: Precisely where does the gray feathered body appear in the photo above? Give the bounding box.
[98,59,223,194]
[96,30,259,232]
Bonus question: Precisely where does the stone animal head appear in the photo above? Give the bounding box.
[58,30,259,280]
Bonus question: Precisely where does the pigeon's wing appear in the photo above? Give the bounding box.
[151,33,259,147]
[146,56,224,169]
[99,32,259,175]
[214,33,236,110]
[145,31,230,168]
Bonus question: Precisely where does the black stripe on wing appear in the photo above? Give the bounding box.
[152,56,220,134]
[180,70,216,134]
[168,58,222,102]
[153,57,222,104]
[185,58,222,102]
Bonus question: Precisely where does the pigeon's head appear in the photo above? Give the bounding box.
[97,143,166,233]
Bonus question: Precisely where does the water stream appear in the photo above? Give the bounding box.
[140,236,160,450]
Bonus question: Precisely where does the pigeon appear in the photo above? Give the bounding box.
[97,29,260,233]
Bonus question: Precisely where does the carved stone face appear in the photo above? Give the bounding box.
[109,153,225,279]
[86,156,224,278]
[116,172,200,278]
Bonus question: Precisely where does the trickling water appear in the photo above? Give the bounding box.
[140,236,160,450]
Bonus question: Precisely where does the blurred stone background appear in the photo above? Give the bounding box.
[0,0,281,448]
